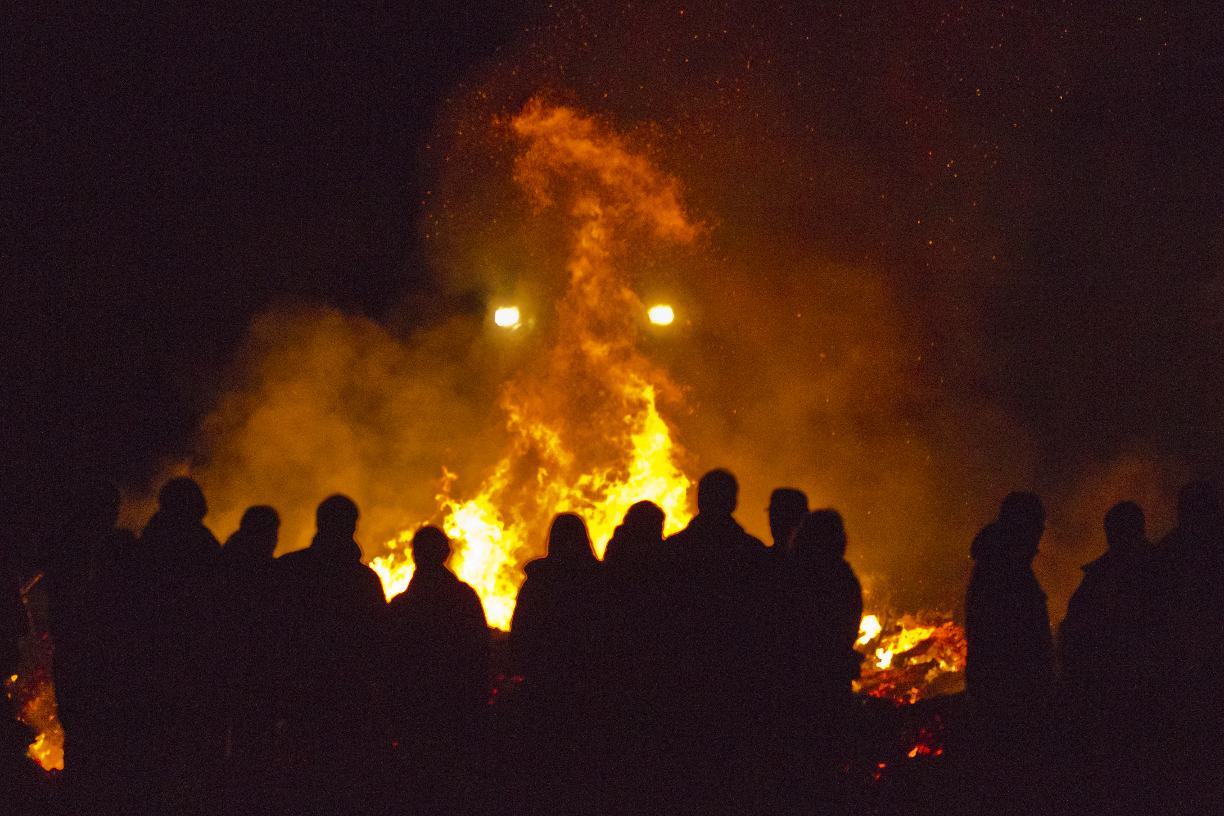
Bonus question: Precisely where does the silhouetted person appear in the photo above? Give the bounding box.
[1162,480,1224,675]
[964,491,1054,816]
[664,469,768,815]
[83,499,143,815]
[215,506,283,811]
[385,525,488,816]
[966,492,1054,711]
[1057,501,1171,814]
[40,478,132,811]
[1159,480,1224,814]
[603,501,668,701]
[603,500,666,578]
[771,509,863,815]
[137,476,223,813]
[509,513,605,814]
[1059,501,1165,701]
[277,494,387,816]
[767,488,808,557]
[602,501,670,812]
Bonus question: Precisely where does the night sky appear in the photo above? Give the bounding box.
[5,1,1223,590]
[5,1,548,519]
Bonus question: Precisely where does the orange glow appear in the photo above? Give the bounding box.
[5,671,63,772]
[372,99,699,628]
[6,578,65,773]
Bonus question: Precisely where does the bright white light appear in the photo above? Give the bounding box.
[494,307,521,328]
[648,305,674,325]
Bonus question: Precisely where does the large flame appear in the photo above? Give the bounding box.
[372,100,698,628]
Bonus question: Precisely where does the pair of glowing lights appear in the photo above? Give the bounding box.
[493,305,675,328]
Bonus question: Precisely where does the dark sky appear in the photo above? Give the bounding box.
[3,1,551,521]
[4,1,1223,534]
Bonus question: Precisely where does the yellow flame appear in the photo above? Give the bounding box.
[885,624,938,655]
[856,613,882,646]
[369,528,417,601]
[374,99,698,629]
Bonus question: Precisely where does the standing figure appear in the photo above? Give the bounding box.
[41,479,124,807]
[964,491,1054,816]
[664,469,768,816]
[215,505,283,813]
[966,492,1054,711]
[602,500,668,728]
[385,526,489,816]
[277,494,387,816]
[602,501,670,813]
[1159,481,1224,814]
[509,513,605,814]
[1058,500,1170,814]
[771,509,862,815]
[137,476,223,813]
[85,495,143,814]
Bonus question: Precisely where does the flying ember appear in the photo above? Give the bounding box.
[371,99,700,628]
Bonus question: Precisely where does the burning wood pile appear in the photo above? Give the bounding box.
[853,612,967,705]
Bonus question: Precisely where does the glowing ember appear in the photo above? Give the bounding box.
[373,99,699,628]
[648,305,674,325]
[903,715,947,758]
[494,306,521,328]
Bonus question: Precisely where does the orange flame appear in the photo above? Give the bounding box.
[7,576,65,772]
[20,684,64,771]
[372,99,698,628]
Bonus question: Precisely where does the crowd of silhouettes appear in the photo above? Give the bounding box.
[2,469,1223,815]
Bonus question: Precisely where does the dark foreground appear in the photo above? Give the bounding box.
[8,689,1199,816]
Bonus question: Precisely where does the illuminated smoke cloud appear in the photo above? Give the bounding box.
[158,6,1196,627]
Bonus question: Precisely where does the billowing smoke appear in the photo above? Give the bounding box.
[175,307,512,556]
[134,3,1212,627]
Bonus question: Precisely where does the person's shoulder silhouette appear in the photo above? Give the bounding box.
[387,525,486,634]
[667,469,766,572]
[783,509,864,690]
[604,500,665,579]
[139,477,221,573]
[280,493,384,611]
[965,491,1054,712]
